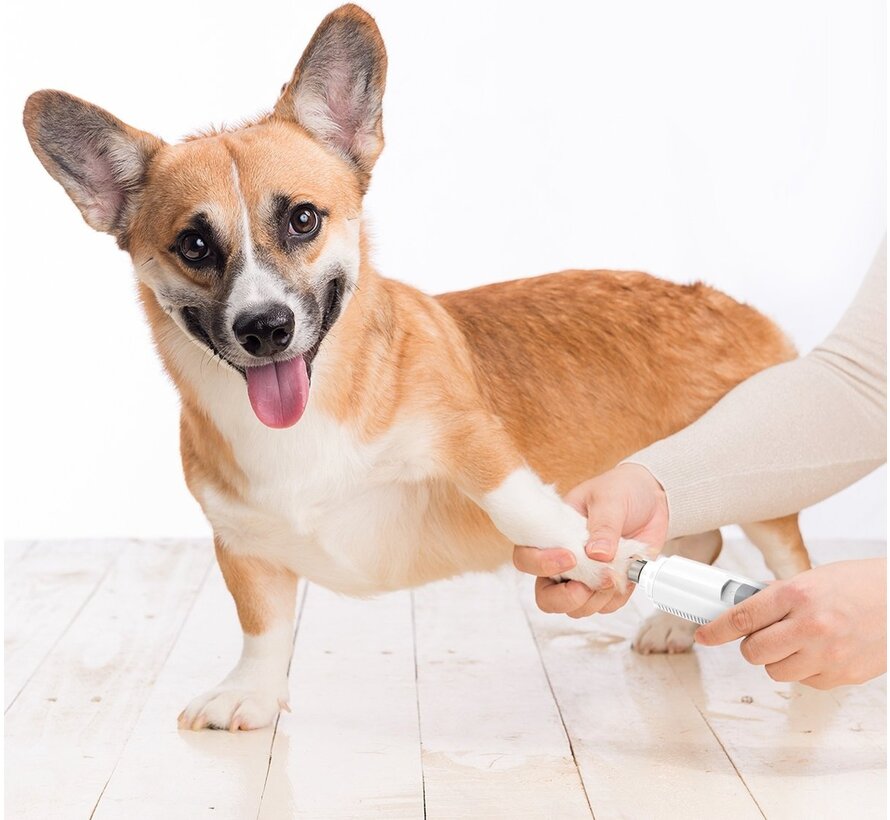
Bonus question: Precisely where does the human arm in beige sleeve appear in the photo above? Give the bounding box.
[625,238,887,539]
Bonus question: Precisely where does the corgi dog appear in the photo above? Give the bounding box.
[24,4,809,731]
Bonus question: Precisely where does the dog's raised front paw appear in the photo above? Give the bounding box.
[559,537,652,592]
[178,684,289,732]
[633,611,697,655]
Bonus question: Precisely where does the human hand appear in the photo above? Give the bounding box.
[695,558,887,689]
[512,462,669,618]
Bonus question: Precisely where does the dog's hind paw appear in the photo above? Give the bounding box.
[178,684,288,732]
[633,611,697,655]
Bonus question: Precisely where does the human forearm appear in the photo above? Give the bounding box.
[626,241,886,538]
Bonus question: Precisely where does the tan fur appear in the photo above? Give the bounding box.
[320,267,798,491]
[128,121,363,276]
[741,515,812,579]
[214,537,298,635]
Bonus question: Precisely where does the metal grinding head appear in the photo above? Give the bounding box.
[627,558,647,584]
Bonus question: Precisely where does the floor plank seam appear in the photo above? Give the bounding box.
[256,580,310,819]
[410,590,428,820]
[665,656,768,820]
[5,550,118,716]
[518,590,596,820]
[87,550,216,820]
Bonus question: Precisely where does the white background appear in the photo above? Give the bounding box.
[1,0,885,540]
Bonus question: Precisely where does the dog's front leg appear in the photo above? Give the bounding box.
[442,411,645,589]
[178,538,297,731]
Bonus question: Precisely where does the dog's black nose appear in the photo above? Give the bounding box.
[233,305,295,357]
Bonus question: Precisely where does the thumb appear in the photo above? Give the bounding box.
[563,483,625,562]
[583,505,625,562]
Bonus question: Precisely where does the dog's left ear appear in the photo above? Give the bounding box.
[273,4,387,191]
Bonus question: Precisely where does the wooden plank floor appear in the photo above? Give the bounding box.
[4,539,886,819]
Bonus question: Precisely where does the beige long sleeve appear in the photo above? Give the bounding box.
[626,239,887,539]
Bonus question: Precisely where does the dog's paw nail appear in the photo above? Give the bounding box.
[181,685,285,731]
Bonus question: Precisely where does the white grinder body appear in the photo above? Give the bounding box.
[629,555,765,625]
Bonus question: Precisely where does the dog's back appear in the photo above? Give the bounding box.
[438,268,796,489]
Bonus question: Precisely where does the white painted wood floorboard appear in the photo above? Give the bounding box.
[3,539,886,819]
[413,573,591,820]
[521,576,765,819]
[260,585,424,819]
[5,540,119,711]
[90,563,297,819]
[5,540,211,820]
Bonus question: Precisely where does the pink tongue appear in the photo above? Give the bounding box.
[245,357,310,428]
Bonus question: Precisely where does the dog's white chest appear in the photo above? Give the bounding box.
[199,396,442,594]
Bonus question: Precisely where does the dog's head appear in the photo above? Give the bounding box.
[23,4,386,428]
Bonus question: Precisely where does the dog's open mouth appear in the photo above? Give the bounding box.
[241,276,344,429]
[182,306,310,429]
[179,275,345,430]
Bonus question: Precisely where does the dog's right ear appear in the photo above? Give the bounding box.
[273,4,387,192]
[23,90,164,238]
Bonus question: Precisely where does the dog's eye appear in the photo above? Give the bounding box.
[288,205,321,239]
[178,232,211,263]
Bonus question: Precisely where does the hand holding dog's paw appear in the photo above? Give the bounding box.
[514,537,650,617]
[178,682,289,732]
[512,462,670,619]
[557,536,652,591]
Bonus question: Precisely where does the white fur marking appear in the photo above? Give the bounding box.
[484,469,589,553]
[178,621,293,730]
[634,611,698,654]
[230,163,256,264]
[226,161,314,352]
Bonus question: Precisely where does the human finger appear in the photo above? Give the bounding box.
[764,651,820,683]
[739,620,800,666]
[565,579,618,619]
[563,483,625,562]
[695,583,789,645]
[534,577,594,614]
[513,546,577,577]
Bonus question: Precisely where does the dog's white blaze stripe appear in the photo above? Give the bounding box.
[230,161,258,272]
[227,160,281,309]
[225,161,317,353]
[226,161,293,326]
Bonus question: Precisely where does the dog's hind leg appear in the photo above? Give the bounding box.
[633,529,723,654]
[177,537,298,732]
[740,514,811,580]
